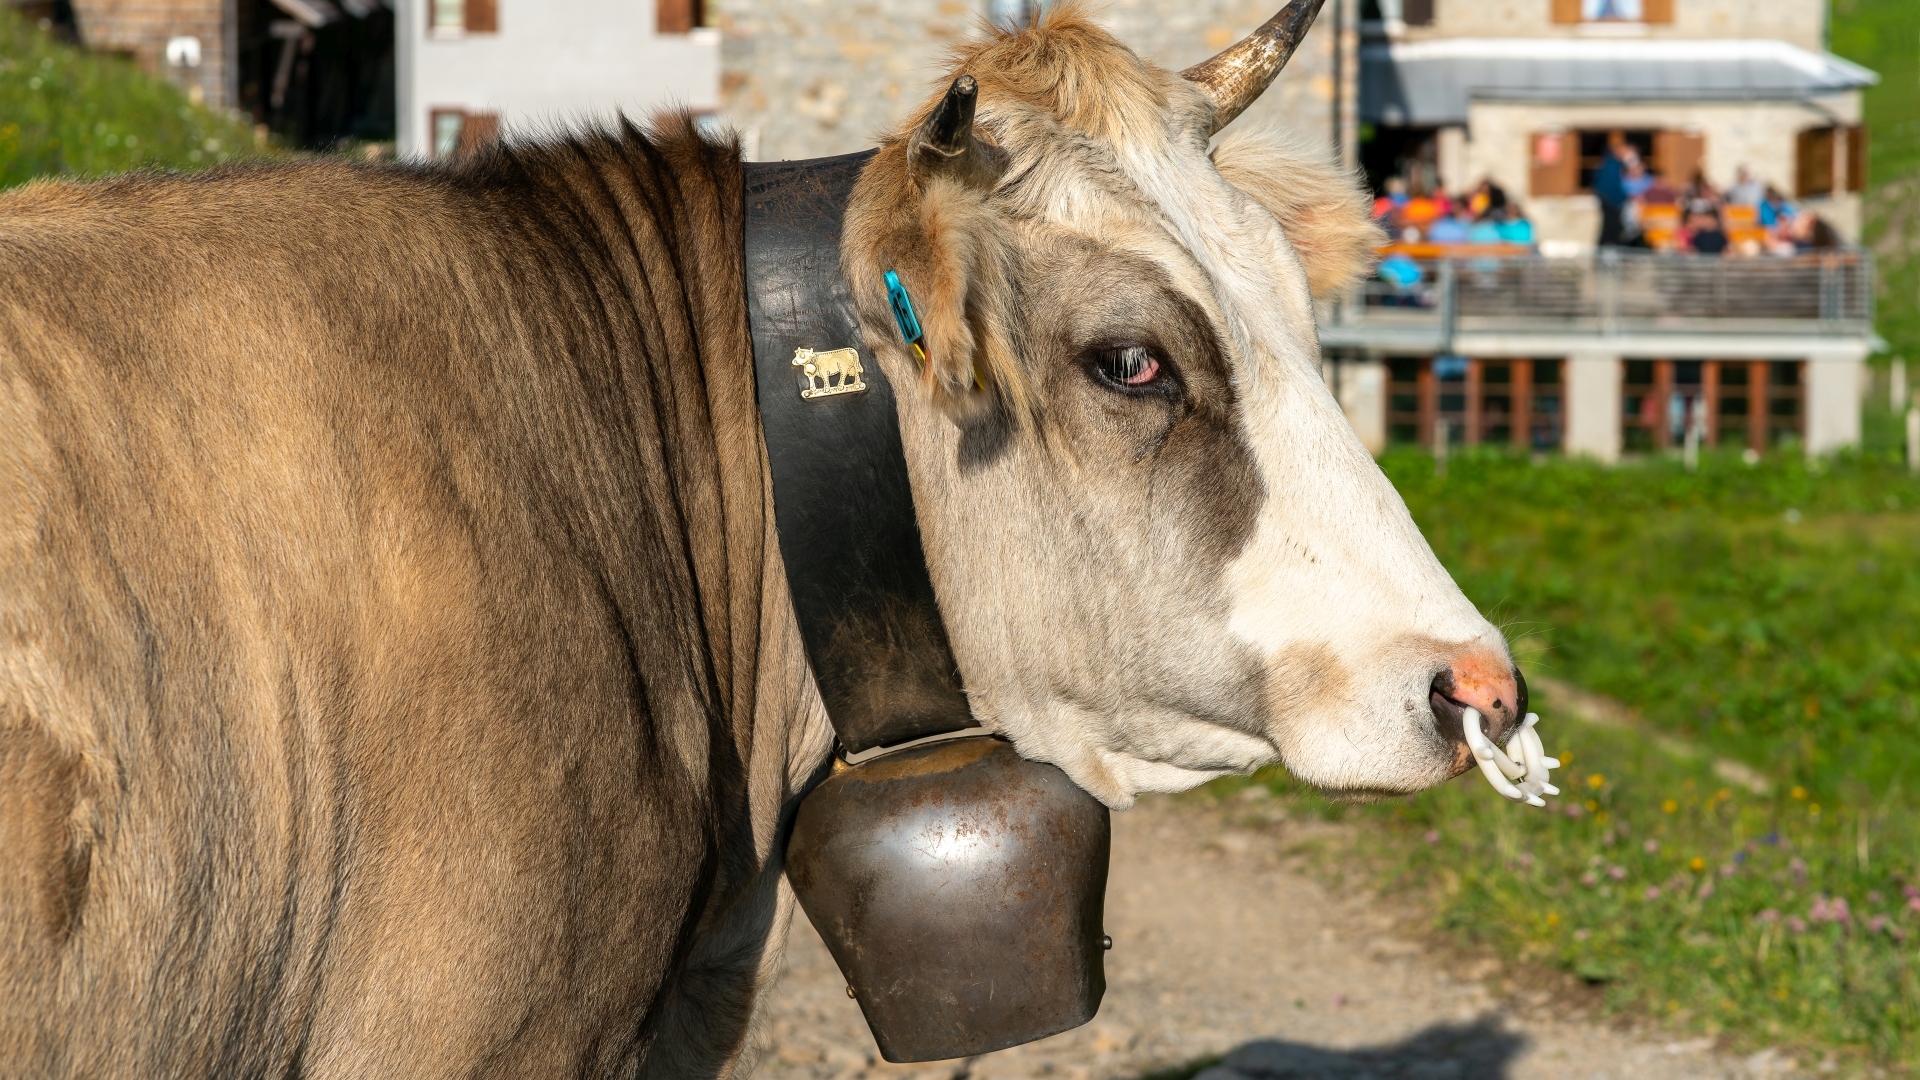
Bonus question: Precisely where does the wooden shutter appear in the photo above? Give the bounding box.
[1796,127,1835,197]
[1530,131,1579,196]
[1846,125,1868,192]
[1550,0,1581,23]
[1402,0,1434,25]
[464,0,496,33]
[1642,0,1674,23]
[458,112,501,155]
[658,0,700,34]
[1652,129,1704,185]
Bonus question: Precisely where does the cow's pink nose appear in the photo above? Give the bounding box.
[1430,655,1526,767]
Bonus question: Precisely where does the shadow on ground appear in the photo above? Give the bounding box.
[1136,1017,1528,1080]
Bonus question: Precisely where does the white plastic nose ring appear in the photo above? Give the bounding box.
[1461,708,1558,808]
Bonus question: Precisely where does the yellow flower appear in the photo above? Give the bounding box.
[1715,788,1732,802]
[1596,811,1610,823]
[1790,786,1807,800]
[1585,799,1600,813]
[1809,804,1821,816]
[1690,857,1706,872]
[1662,799,1679,814]
[1559,751,1573,767]
[1588,774,1605,789]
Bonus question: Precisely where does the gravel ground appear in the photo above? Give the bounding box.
[753,795,1811,1080]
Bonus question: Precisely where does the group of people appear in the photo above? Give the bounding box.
[1593,142,1838,255]
[1370,177,1536,248]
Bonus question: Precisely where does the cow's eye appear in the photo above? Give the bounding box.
[1089,345,1166,390]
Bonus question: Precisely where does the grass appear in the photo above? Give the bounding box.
[1206,445,1920,1070]
[0,9,271,189]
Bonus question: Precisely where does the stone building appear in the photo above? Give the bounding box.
[56,0,233,108]
[709,0,1358,163]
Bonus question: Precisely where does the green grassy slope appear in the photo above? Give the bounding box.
[1832,0,1920,369]
[0,10,270,188]
[1222,447,1920,1069]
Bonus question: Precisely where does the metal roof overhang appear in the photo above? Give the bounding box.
[1361,38,1879,126]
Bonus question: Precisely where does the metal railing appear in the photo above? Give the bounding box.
[1319,249,1875,348]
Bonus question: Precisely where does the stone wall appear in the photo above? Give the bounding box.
[710,0,1355,162]
[71,0,230,107]
[1405,0,1826,52]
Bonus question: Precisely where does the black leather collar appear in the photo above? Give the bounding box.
[743,152,974,754]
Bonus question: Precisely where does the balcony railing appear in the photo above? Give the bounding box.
[1318,250,1876,350]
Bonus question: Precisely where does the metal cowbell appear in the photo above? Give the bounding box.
[786,736,1110,1062]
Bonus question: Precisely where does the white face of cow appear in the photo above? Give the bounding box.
[843,5,1522,809]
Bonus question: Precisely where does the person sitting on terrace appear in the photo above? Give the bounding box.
[1427,208,1472,244]
[1683,171,1721,217]
[1495,204,1536,246]
[1726,166,1765,206]
[1467,178,1508,220]
[1683,208,1729,255]
[1372,176,1409,224]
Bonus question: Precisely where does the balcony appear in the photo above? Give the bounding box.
[1317,250,1877,355]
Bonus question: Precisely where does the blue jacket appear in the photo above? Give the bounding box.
[1594,154,1627,207]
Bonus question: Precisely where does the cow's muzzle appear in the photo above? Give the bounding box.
[1431,663,1526,770]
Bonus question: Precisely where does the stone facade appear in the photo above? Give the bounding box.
[1401,0,1826,52]
[70,0,231,107]
[709,0,1359,162]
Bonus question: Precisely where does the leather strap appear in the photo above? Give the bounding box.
[744,152,975,754]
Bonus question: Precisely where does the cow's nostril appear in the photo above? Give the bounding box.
[1429,672,1468,748]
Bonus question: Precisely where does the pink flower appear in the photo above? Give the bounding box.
[1903,884,1919,901]
[1756,909,1781,923]
[1517,854,1535,870]
[1644,886,1662,900]
[1868,915,1888,933]
[1424,830,1440,844]
[1786,916,1808,933]
[1893,926,1910,944]
[1580,871,1599,887]
[1696,882,1715,900]
[1906,896,1920,915]
[1789,858,1808,885]
[1644,839,1661,854]
[1719,863,1737,877]
[1564,803,1582,819]
[1607,865,1627,881]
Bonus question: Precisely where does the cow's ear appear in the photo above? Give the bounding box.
[847,77,1023,426]
[1211,126,1383,299]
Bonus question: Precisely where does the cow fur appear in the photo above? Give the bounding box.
[0,117,831,1077]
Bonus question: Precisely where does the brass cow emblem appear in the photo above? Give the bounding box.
[792,347,867,399]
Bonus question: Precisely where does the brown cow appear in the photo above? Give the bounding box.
[0,4,1523,1075]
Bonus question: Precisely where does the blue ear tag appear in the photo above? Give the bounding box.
[884,270,928,367]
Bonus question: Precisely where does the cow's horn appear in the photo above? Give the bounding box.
[911,75,997,187]
[1181,0,1327,134]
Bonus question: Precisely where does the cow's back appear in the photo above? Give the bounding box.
[0,133,776,1077]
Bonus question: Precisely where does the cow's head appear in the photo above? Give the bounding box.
[841,0,1521,809]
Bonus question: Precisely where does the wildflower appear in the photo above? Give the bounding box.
[1893,926,1910,944]
[1761,832,1781,846]
[1689,857,1706,872]
[1789,858,1808,886]
[1715,788,1732,802]
[1662,799,1679,814]
[1588,774,1605,789]
[1517,854,1535,870]
[1546,912,1560,927]
[1786,916,1808,933]
[1560,752,1573,767]
[1607,865,1627,881]
[1644,839,1661,854]
[1903,884,1919,901]
[1868,915,1888,934]
[1644,886,1662,901]
[1809,804,1821,817]
[1424,830,1440,844]
[1564,803,1582,819]
[1809,896,1851,925]
[1790,787,1807,800]
[1573,928,1590,941]
[1733,850,1749,864]
[1756,909,1781,923]
[1908,896,1920,915]
[1600,829,1615,845]
[1580,871,1599,887]
[1696,882,1715,900]
[1869,892,1884,905]
[1719,864,1737,878]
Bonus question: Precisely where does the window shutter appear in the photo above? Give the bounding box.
[1402,0,1434,25]
[1846,125,1868,192]
[1642,0,1674,23]
[1530,131,1578,196]
[458,112,501,155]
[658,0,700,34]
[464,0,496,33]
[1550,0,1581,23]
[1796,128,1834,198]
[1652,129,1704,185]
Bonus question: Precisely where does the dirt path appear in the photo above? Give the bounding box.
[753,796,1807,1080]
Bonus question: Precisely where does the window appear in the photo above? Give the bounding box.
[659,0,702,34]
[430,109,500,159]
[1552,0,1671,23]
[430,0,495,35]
[1361,0,1435,25]
[1624,360,1801,454]
[1384,357,1564,450]
[1797,127,1836,198]
[1846,125,1868,193]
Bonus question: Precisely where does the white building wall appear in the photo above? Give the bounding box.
[1564,353,1622,463]
[1805,356,1865,455]
[395,0,721,159]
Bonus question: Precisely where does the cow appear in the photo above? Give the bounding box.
[0,2,1525,1075]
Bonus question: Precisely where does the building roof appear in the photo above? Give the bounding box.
[1361,38,1879,125]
